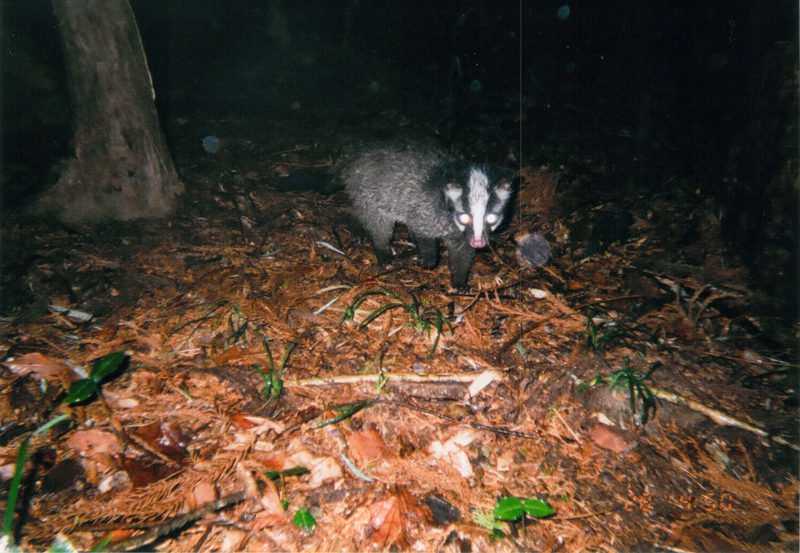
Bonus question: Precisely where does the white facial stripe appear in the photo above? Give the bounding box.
[488,181,511,230]
[468,169,489,240]
[446,185,466,230]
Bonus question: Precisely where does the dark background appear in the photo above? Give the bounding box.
[2,0,798,319]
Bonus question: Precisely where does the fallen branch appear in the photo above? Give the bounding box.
[651,387,799,451]
[285,371,497,387]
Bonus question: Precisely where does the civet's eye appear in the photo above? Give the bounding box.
[457,213,472,225]
[485,213,499,225]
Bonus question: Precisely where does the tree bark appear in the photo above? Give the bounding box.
[39,0,183,224]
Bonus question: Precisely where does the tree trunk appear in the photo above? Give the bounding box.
[39,0,183,224]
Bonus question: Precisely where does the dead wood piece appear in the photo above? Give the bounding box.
[651,387,799,451]
[285,371,496,387]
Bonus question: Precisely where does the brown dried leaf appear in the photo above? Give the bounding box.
[250,478,288,532]
[118,455,179,487]
[589,424,632,453]
[127,421,190,464]
[97,529,135,548]
[230,415,286,435]
[3,352,76,388]
[307,456,343,487]
[368,486,432,550]
[188,480,217,510]
[347,430,395,465]
[66,430,122,458]
[255,452,286,472]
[212,345,249,365]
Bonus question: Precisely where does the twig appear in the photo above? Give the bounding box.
[561,508,616,521]
[448,279,527,316]
[654,545,702,553]
[651,387,799,451]
[702,352,799,369]
[551,406,583,444]
[284,371,498,387]
[110,491,247,551]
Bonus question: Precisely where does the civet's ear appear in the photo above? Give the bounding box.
[490,167,517,187]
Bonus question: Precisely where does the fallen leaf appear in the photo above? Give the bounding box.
[66,430,122,458]
[127,421,190,464]
[3,352,77,388]
[189,480,217,510]
[212,345,248,365]
[347,430,395,465]
[230,414,286,435]
[589,424,632,453]
[464,370,502,400]
[285,448,342,487]
[308,456,343,487]
[256,453,287,472]
[250,478,287,531]
[428,429,482,478]
[368,486,432,550]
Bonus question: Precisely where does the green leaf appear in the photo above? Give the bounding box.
[522,498,556,518]
[252,364,270,386]
[358,289,402,302]
[359,302,405,327]
[375,372,388,393]
[270,372,283,400]
[313,402,373,428]
[265,466,310,480]
[32,414,72,437]
[261,368,276,399]
[277,341,296,373]
[293,507,316,534]
[576,374,605,392]
[62,379,98,404]
[89,535,113,552]
[341,289,405,325]
[89,351,126,382]
[492,497,525,521]
[3,414,71,538]
[2,437,29,537]
[263,340,276,371]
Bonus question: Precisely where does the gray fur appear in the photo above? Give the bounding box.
[343,142,515,289]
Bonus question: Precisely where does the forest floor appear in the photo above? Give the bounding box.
[1,116,798,552]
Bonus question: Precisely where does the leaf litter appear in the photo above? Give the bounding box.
[0,135,797,552]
